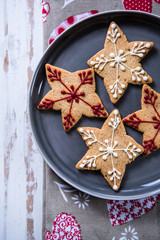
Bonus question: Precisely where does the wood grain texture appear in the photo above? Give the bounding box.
[0,1,43,239]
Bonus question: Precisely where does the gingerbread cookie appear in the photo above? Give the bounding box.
[76,109,143,191]
[38,64,108,131]
[88,21,154,104]
[123,84,160,156]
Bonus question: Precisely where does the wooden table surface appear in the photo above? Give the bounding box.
[0,1,43,239]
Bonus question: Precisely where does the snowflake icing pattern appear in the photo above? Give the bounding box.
[76,110,143,191]
[123,84,160,156]
[88,22,154,103]
[38,65,108,131]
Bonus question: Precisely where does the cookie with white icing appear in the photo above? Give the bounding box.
[76,109,143,191]
[88,21,154,104]
[38,64,108,131]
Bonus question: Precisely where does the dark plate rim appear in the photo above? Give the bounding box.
[29,10,160,200]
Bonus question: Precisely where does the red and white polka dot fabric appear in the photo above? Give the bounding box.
[123,0,160,13]
[48,11,98,45]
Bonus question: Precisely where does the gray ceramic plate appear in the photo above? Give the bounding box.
[29,11,160,200]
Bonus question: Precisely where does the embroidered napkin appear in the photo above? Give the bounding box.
[42,1,160,239]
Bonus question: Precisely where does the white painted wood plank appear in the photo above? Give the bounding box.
[0,0,43,239]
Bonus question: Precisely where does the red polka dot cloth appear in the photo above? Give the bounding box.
[123,0,160,12]
[48,11,98,45]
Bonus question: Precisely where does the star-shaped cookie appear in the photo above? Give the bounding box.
[88,21,154,104]
[76,110,143,191]
[38,64,108,131]
[123,84,160,156]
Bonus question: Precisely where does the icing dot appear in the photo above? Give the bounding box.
[113,93,117,98]
[111,23,116,29]
[80,164,84,168]
[120,65,126,71]
[79,128,83,133]
[113,185,118,190]
[90,61,95,65]
[105,139,108,144]
[145,43,151,48]
[88,141,92,145]
[122,57,126,62]
[109,85,113,90]
[110,62,115,67]
[102,155,107,160]
[100,54,104,58]
[96,57,100,61]
[110,53,115,58]
[143,76,148,81]
[119,49,124,55]
[92,163,96,167]
[114,110,118,115]
[108,171,112,175]
[86,156,89,159]
[138,53,144,58]
[136,66,141,71]
[132,76,136,81]
[111,89,114,93]
[99,66,104,71]
[113,152,118,157]
[136,149,142,153]
[99,147,103,152]
[121,84,126,89]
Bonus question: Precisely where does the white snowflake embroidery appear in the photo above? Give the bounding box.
[71,192,90,210]
[119,226,139,240]
[79,110,141,190]
[54,182,77,202]
[112,226,139,240]
[55,182,90,209]
[90,23,151,99]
